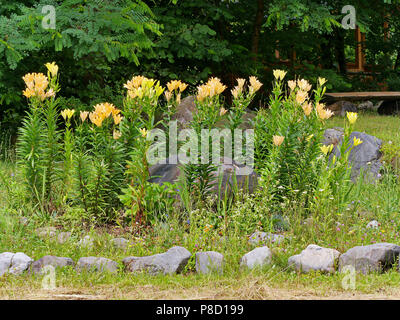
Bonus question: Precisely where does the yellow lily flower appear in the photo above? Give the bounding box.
[318,77,327,86]
[320,144,334,155]
[139,128,148,138]
[45,62,58,77]
[249,76,263,92]
[273,135,284,146]
[296,90,308,104]
[113,114,123,125]
[302,102,312,116]
[297,79,312,92]
[113,130,122,140]
[288,80,297,91]
[346,112,358,125]
[273,69,287,81]
[353,136,363,147]
[80,111,89,122]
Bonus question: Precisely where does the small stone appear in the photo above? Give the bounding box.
[36,227,57,240]
[240,246,272,269]
[288,244,340,273]
[76,257,118,273]
[57,232,72,244]
[196,251,224,274]
[123,246,191,275]
[366,220,380,229]
[78,235,94,249]
[339,243,400,274]
[8,253,33,275]
[111,238,129,250]
[248,231,284,245]
[30,255,74,274]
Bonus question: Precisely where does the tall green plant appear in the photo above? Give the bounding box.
[17,62,61,211]
[256,72,333,207]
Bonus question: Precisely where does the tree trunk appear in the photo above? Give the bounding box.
[335,28,347,75]
[251,0,265,61]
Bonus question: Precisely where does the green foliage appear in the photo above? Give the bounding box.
[255,74,329,209]
[0,0,159,133]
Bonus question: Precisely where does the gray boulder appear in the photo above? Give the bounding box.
[9,252,34,275]
[358,101,374,111]
[30,255,74,274]
[76,257,118,273]
[288,244,340,273]
[240,246,272,269]
[111,238,129,250]
[195,251,224,274]
[78,235,94,249]
[340,102,358,116]
[123,246,191,275]
[248,231,284,245]
[339,243,400,274]
[0,252,14,276]
[0,252,34,275]
[149,156,258,196]
[326,101,357,116]
[171,96,197,129]
[171,95,255,131]
[323,129,382,181]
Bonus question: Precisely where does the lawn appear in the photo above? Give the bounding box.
[328,112,400,146]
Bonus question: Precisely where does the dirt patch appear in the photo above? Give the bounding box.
[2,285,400,300]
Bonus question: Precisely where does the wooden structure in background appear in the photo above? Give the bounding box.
[325,91,400,102]
[274,26,369,73]
[346,27,366,73]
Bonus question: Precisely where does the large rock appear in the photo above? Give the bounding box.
[339,243,400,274]
[149,156,258,196]
[0,252,33,275]
[171,95,255,130]
[0,252,14,276]
[195,251,224,274]
[288,244,340,273]
[326,101,357,116]
[123,246,191,275]
[30,255,74,274]
[323,128,382,181]
[240,246,272,269]
[76,257,118,273]
[357,101,374,112]
[171,96,197,129]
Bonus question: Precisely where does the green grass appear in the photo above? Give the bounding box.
[327,112,400,145]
